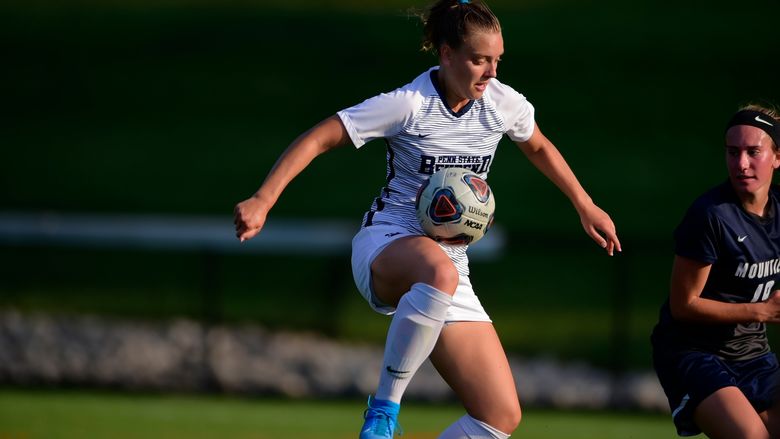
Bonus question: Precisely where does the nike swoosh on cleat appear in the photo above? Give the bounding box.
[755,115,774,127]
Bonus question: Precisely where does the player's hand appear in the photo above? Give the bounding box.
[233,196,269,242]
[761,290,780,324]
[579,202,621,256]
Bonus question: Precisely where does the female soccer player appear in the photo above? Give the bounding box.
[651,103,780,439]
[234,0,620,437]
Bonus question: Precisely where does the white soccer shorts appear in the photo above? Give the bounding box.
[351,223,491,323]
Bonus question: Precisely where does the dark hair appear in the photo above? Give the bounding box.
[419,0,501,54]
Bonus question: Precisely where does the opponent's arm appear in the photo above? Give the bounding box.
[233,115,351,242]
[516,123,621,255]
[669,255,780,324]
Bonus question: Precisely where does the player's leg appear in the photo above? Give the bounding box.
[371,235,460,403]
[371,235,460,306]
[750,353,780,438]
[431,321,520,438]
[360,235,459,439]
[758,404,780,438]
[693,386,769,439]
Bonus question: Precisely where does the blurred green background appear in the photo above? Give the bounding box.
[2,0,780,371]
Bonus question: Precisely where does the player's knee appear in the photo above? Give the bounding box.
[499,403,522,434]
[512,404,523,429]
[424,260,459,295]
[481,401,521,434]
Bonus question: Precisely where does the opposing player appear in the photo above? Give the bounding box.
[234,0,620,437]
[651,103,780,439]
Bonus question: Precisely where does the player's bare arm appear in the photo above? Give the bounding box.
[669,255,780,324]
[233,115,350,242]
[516,123,621,255]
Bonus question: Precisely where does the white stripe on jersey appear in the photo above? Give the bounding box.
[337,67,535,276]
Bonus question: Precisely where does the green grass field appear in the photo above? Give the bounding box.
[0,389,678,439]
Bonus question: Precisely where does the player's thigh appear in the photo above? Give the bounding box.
[753,355,780,438]
[429,321,520,434]
[370,235,459,306]
[694,386,769,439]
[758,403,780,438]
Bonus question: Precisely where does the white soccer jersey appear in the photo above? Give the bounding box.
[338,67,535,275]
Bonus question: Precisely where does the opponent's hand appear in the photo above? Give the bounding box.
[760,291,780,324]
[233,196,269,242]
[579,203,621,256]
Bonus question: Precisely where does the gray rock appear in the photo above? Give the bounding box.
[0,310,668,411]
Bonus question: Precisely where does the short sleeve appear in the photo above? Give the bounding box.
[337,87,422,149]
[484,79,535,142]
[674,204,720,264]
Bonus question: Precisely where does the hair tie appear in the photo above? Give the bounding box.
[458,0,470,4]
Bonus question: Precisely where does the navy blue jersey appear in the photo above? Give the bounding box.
[652,182,780,360]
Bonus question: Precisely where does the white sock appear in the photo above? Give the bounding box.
[375,282,452,403]
[438,415,511,439]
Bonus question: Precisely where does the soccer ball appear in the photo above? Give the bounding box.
[415,167,495,245]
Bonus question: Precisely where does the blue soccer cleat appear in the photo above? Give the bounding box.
[359,396,403,438]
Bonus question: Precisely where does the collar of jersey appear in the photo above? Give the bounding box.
[429,68,475,118]
[725,180,778,224]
